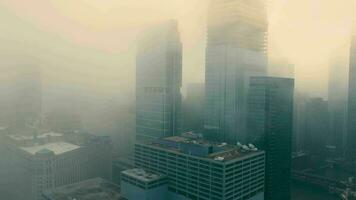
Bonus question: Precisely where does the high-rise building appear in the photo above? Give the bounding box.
[305,98,329,158]
[328,55,348,155]
[136,20,182,141]
[247,77,294,200]
[292,91,308,152]
[347,33,356,159]
[135,133,265,200]
[0,65,43,134]
[182,83,205,133]
[204,0,268,143]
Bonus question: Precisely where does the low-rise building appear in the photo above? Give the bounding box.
[42,177,125,200]
[121,168,168,200]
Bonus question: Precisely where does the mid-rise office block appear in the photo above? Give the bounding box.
[248,77,294,200]
[0,132,112,200]
[135,133,265,200]
[136,20,182,141]
[204,0,268,143]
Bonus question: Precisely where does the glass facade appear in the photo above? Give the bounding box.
[204,0,268,143]
[247,77,294,200]
[134,142,265,200]
[136,20,182,141]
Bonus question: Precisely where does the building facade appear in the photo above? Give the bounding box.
[247,77,294,200]
[134,134,265,200]
[121,168,168,200]
[328,56,348,155]
[42,178,124,200]
[204,0,268,143]
[136,20,182,141]
[0,132,112,200]
[305,98,329,158]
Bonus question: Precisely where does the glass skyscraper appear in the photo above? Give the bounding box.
[247,77,294,200]
[136,20,182,141]
[204,0,268,143]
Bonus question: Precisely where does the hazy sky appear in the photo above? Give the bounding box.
[0,0,356,97]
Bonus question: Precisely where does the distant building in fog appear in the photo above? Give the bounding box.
[268,58,294,78]
[135,20,182,141]
[292,91,308,152]
[247,77,294,200]
[204,0,268,143]
[305,98,329,158]
[182,83,204,133]
[0,132,112,200]
[13,66,42,130]
[42,178,125,200]
[135,133,265,200]
[327,56,348,155]
[347,34,356,159]
[0,65,42,132]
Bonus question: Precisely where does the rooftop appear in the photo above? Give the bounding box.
[121,168,165,183]
[9,132,63,141]
[144,133,263,162]
[21,142,80,155]
[42,178,126,200]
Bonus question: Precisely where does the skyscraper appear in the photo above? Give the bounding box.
[328,55,348,155]
[347,34,356,159]
[247,77,294,200]
[136,20,182,141]
[305,98,329,158]
[204,0,268,143]
[14,66,42,130]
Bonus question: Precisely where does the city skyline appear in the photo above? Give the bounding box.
[1,1,356,200]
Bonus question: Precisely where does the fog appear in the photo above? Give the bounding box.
[0,0,354,98]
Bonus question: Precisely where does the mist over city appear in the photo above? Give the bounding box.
[0,0,356,200]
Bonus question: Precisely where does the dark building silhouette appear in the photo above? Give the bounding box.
[347,34,356,159]
[248,76,294,200]
[204,0,268,143]
[136,20,182,141]
[182,83,204,133]
[328,56,348,155]
[305,98,329,158]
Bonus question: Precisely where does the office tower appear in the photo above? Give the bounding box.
[292,91,308,152]
[204,0,268,143]
[305,98,329,158]
[136,20,182,141]
[121,169,168,200]
[328,56,348,155]
[42,178,124,200]
[0,132,112,200]
[347,34,356,159]
[182,83,205,132]
[135,133,265,200]
[247,77,294,200]
[14,66,42,130]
